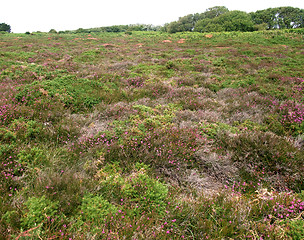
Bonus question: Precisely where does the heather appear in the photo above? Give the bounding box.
[0,30,303,239]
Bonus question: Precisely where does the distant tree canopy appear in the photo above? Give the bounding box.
[0,23,11,33]
[33,6,304,35]
[250,7,304,29]
[165,6,230,33]
[70,24,161,34]
[49,29,58,34]
[165,6,304,33]
[194,10,255,32]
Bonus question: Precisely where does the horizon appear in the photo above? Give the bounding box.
[2,0,304,33]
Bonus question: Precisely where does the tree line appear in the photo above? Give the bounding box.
[2,6,303,34]
[164,6,304,33]
[63,6,304,34]
[58,24,161,34]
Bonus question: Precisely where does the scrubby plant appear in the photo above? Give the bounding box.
[0,128,16,143]
[79,194,118,224]
[285,219,304,240]
[220,131,304,191]
[122,166,168,216]
[21,195,62,229]
[17,146,46,170]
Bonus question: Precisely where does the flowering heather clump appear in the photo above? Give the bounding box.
[126,76,145,88]
[280,76,304,85]
[278,101,304,135]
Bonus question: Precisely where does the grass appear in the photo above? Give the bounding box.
[0,30,303,239]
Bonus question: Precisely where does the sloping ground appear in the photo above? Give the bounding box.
[0,31,303,239]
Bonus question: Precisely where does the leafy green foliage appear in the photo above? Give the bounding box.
[21,195,61,229]
[95,163,168,216]
[17,146,46,169]
[165,6,304,33]
[195,10,255,32]
[122,170,168,216]
[285,219,304,240]
[0,23,11,33]
[79,194,117,224]
[251,7,304,29]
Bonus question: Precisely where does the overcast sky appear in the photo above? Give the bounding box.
[2,0,304,33]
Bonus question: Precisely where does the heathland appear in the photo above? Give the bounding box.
[0,30,304,239]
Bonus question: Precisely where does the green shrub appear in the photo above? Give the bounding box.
[17,146,46,168]
[21,195,61,229]
[298,190,304,201]
[1,210,20,231]
[96,163,168,216]
[0,128,16,143]
[25,120,42,139]
[9,118,42,141]
[80,194,117,224]
[95,162,125,201]
[122,170,168,216]
[285,219,304,240]
[200,121,238,139]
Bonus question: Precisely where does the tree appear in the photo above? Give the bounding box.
[0,23,11,33]
[49,29,57,34]
[194,18,224,32]
[166,14,198,33]
[250,7,304,29]
[275,7,304,29]
[200,6,229,19]
[167,21,182,33]
[178,14,197,31]
[220,11,255,32]
[165,6,229,33]
[194,10,255,32]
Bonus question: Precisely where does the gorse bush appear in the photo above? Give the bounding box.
[0,128,16,143]
[122,169,168,216]
[21,195,62,229]
[285,219,304,240]
[8,118,42,141]
[95,162,168,216]
[79,194,118,224]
